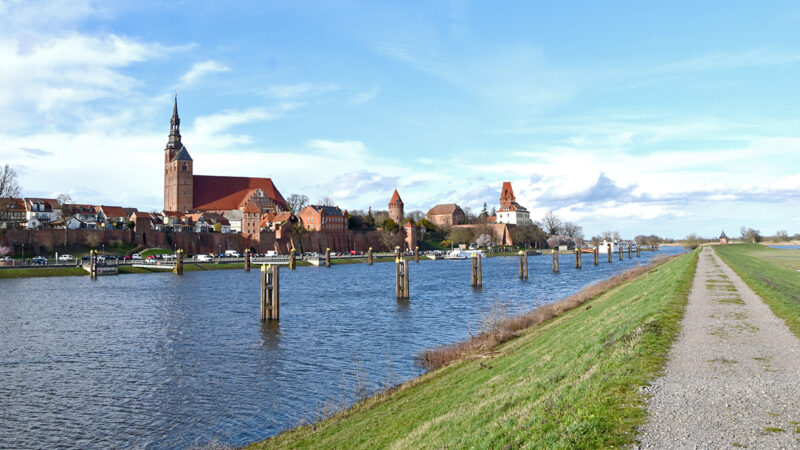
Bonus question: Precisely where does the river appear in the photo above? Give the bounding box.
[0,247,685,448]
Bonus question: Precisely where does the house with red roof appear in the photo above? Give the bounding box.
[426,203,466,227]
[23,198,62,229]
[297,205,348,233]
[0,198,26,230]
[496,182,532,226]
[162,96,287,237]
[96,206,129,229]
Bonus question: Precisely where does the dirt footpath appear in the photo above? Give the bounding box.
[638,246,800,448]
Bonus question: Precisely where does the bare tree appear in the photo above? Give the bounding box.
[542,210,562,236]
[774,230,789,242]
[56,193,73,248]
[286,193,309,214]
[378,229,404,251]
[0,164,21,198]
[740,226,761,243]
[561,221,583,239]
[601,230,621,241]
[317,196,336,206]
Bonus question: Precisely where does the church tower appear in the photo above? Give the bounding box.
[163,96,194,212]
[388,189,404,224]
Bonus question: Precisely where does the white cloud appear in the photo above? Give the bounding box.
[264,82,338,99]
[179,60,230,86]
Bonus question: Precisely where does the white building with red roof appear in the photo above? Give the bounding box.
[496,182,532,226]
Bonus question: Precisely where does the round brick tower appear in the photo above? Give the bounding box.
[388,189,404,224]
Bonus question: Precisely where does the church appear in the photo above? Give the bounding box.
[162,97,287,235]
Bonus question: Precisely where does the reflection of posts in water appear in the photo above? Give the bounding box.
[260,264,279,321]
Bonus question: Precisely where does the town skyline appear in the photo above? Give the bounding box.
[2,1,800,239]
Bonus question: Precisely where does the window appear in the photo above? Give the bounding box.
[182,163,188,172]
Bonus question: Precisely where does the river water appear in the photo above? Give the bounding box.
[0,247,685,448]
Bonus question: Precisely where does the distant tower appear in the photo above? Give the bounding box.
[388,189,404,224]
[163,96,194,212]
[499,181,515,208]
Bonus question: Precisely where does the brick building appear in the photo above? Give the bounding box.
[426,203,466,227]
[388,189,404,224]
[162,97,287,231]
[297,205,348,232]
[719,230,728,244]
[0,198,26,230]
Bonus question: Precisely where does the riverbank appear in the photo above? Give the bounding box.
[714,243,800,338]
[250,249,698,448]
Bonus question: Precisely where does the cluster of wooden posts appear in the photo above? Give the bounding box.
[552,243,640,273]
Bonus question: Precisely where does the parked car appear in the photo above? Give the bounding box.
[163,254,176,261]
[131,253,142,260]
[97,256,106,263]
[82,255,91,261]
[123,255,132,261]
[264,250,277,257]
[224,250,241,257]
[58,254,73,261]
[196,254,213,262]
[32,256,47,265]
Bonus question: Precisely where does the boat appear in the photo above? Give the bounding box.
[444,249,467,260]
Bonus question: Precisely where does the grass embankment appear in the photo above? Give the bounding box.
[0,266,86,278]
[140,248,174,257]
[251,250,699,449]
[714,243,800,338]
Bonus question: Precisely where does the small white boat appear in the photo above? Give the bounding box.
[444,249,467,260]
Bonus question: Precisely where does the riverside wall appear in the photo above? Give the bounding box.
[0,229,389,256]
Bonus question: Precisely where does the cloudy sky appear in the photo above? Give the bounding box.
[2,0,800,238]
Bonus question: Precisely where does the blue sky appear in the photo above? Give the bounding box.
[2,0,800,239]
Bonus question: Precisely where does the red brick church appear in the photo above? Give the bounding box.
[162,97,287,235]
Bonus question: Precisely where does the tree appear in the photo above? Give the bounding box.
[546,234,574,249]
[475,233,493,248]
[383,218,399,233]
[561,221,583,239]
[363,207,375,228]
[601,230,621,241]
[684,233,704,250]
[774,230,789,242]
[286,193,309,214]
[317,196,335,206]
[447,228,473,245]
[0,245,11,256]
[740,226,761,243]
[417,219,436,232]
[490,206,496,217]
[479,202,489,221]
[0,164,21,198]
[379,229,404,251]
[213,223,222,232]
[542,210,562,236]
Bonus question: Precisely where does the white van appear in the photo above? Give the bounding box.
[197,254,213,262]
[224,250,241,258]
[265,250,277,257]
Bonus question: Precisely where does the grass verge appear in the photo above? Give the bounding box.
[714,243,800,338]
[0,266,86,278]
[249,249,698,449]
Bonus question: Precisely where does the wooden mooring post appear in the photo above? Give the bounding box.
[518,250,528,280]
[471,254,482,286]
[325,248,331,268]
[174,249,184,275]
[367,247,373,265]
[260,264,279,321]
[414,246,419,263]
[636,245,640,258]
[618,244,623,261]
[244,249,251,272]
[552,249,560,273]
[89,249,97,278]
[607,243,612,263]
[628,243,632,259]
[575,247,582,269]
[289,249,296,270]
[395,257,409,299]
[594,247,599,266]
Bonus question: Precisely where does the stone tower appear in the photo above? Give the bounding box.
[164,96,194,212]
[388,189,404,224]
[499,181,515,208]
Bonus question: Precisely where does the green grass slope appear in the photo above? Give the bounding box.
[251,250,698,449]
[714,243,800,338]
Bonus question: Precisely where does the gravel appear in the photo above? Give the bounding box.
[638,246,800,448]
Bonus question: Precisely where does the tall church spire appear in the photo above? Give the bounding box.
[167,94,182,149]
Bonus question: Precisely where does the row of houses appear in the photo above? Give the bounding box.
[0,198,136,231]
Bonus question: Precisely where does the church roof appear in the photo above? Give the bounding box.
[720,230,728,239]
[389,189,403,206]
[192,175,287,211]
[243,201,261,214]
[309,205,345,216]
[500,181,516,203]
[173,145,192,161]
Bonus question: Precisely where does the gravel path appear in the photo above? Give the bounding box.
[638,246,800,448]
